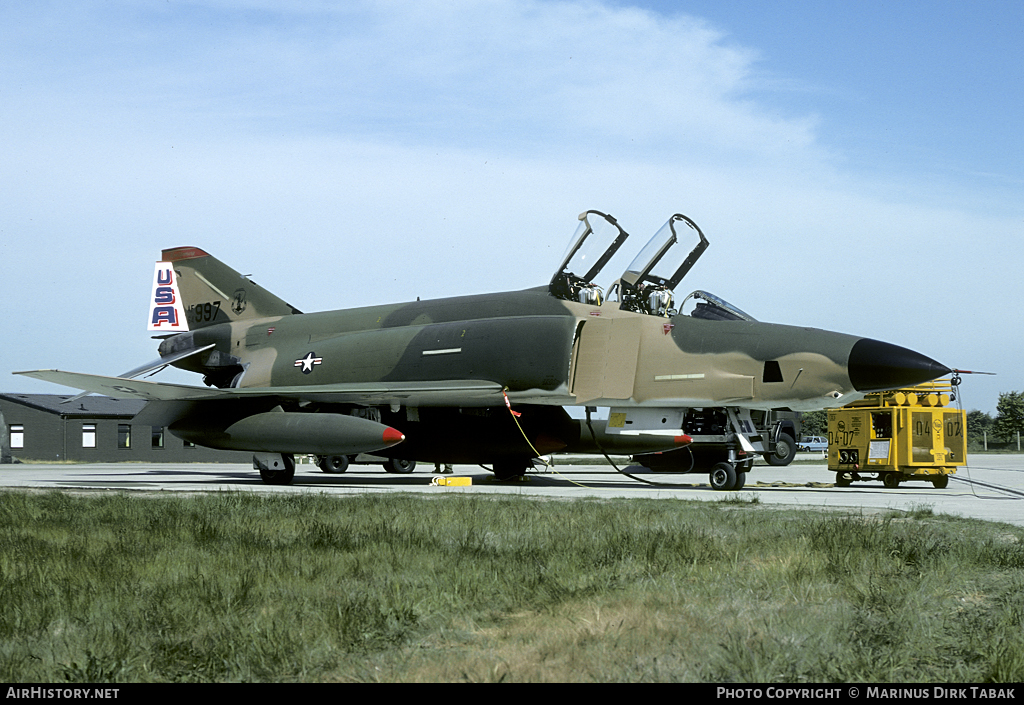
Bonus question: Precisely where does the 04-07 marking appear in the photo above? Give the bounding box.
[829,430,857,446]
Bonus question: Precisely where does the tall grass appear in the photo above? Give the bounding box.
[0,490,1022,682]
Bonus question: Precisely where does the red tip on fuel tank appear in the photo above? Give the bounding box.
[674,434,693,445]
[382,427,405,446]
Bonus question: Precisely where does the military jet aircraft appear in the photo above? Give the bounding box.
[16,210,950,489]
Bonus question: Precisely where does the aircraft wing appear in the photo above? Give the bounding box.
[15,370,229,401]
[14,369,507,407]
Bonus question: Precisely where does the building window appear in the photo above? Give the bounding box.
[151,426,164,449]
[118,424,131,449]
[10,425,24,449]
[82,423,96,448]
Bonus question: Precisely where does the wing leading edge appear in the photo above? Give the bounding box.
[14,369,506,407]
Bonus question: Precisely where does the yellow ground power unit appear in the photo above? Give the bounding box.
[827,380,966,489]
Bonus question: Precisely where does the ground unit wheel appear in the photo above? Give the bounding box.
[931,475,949,489]
[257,453,296,485]
[382,458,416,474]
[709,462,738,491]
[882,472,901,489]
[835,471,852,487]
[318,455,350,473]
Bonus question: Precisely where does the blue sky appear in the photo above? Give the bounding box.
[2,0,1020,413]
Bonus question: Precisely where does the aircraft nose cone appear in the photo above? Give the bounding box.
[848,338,950,392]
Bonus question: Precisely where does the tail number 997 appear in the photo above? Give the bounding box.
[188,301,221,324]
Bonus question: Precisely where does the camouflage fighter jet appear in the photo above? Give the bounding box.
[16,211,950,489]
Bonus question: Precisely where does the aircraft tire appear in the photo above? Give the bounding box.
[382,458,416,473]
[319,455,350,473]
[765,432,797,466]
[492,459,528,481]
[709,462,737,491]
[258,454,296,485]
[932,475,949,489]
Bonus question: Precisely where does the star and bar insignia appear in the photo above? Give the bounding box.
[295,352,323,374]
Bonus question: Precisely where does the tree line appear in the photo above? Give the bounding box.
[967,390,1024,445]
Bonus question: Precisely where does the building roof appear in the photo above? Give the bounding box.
[0,393,146,418]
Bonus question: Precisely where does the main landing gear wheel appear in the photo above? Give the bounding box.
[492,459,528,481]
[256,453,296,485]
[382,458,416,474]
[709,462,739,491]
[318,455,350,473]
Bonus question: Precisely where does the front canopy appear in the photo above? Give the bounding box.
[548,210,630,306]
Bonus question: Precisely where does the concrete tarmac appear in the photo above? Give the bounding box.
[2,455,1023,526]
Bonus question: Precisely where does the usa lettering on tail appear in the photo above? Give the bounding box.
[147,263,188,332]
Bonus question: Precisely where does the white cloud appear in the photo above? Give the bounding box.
[4,2,824,160]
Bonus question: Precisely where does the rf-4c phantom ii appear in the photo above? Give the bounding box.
[17,211,950,490]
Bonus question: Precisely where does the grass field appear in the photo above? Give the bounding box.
[1,490,1022,682]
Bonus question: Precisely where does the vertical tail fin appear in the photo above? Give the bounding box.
[148,261,189,332]
[150,247,302,332]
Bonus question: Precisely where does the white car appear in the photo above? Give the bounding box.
[798,436,828,452]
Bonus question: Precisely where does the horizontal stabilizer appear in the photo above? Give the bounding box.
[119,344,216,380]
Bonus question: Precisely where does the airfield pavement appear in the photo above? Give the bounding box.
[2,454,1023,526]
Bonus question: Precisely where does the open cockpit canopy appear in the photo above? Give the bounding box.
[548,210,630,306]
[613,214,709,316]
[549,210,754,321]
